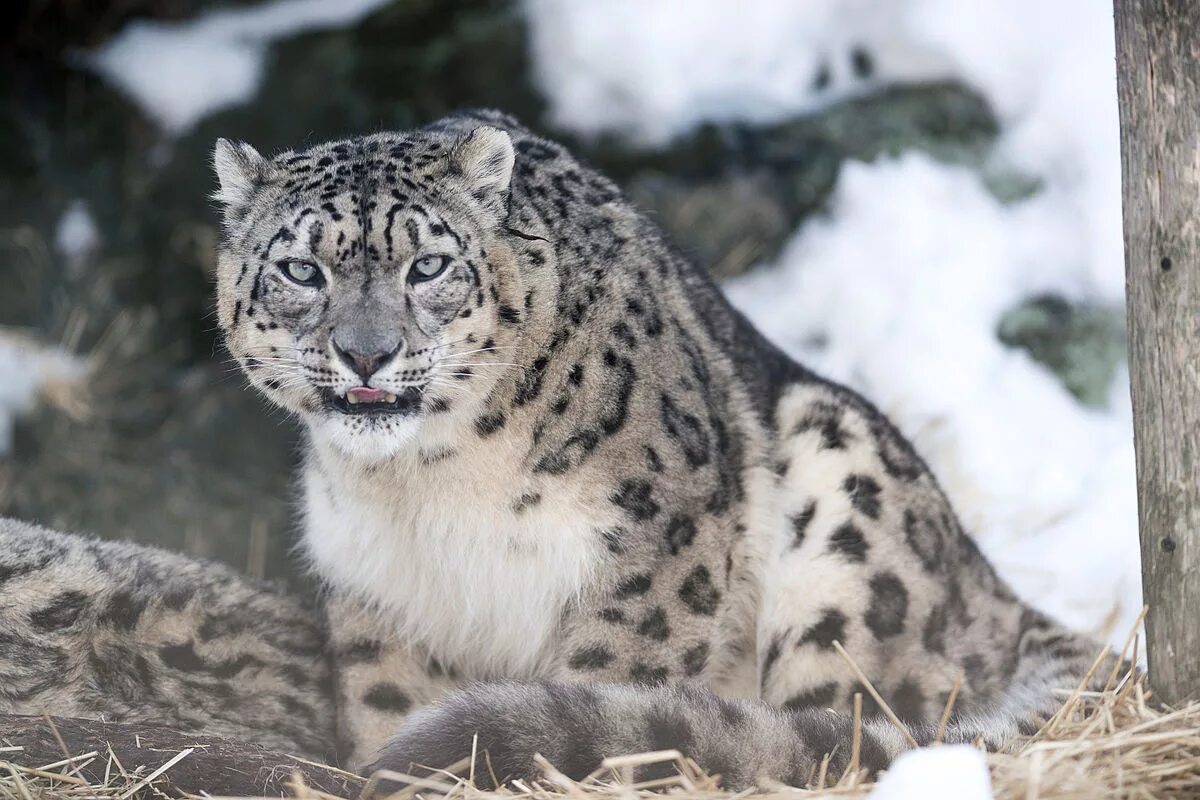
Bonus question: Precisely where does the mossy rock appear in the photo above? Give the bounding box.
[615,82,999,277]
[997,295,1127,408]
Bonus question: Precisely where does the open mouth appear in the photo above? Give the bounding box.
[324,386,422,416]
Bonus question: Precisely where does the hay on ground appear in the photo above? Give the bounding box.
[5,660,1200,800]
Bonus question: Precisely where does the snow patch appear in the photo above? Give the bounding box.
[54,200,100,267]
[523,0,953,145]
[86,0,391,133]
[868,745,993,800]
[903,0,1124,302]
[0,331,87,455]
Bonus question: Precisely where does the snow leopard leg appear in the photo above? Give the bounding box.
[756,382,1116,739]
[326,591,462,768]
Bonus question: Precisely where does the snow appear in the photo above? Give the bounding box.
[85,0,391,133]
[903,0,1125,303]
[54,200,100,268]
[867,745,993,800]
[528,0,1139,649]
[0,332,86,455]
[525,0,953,146]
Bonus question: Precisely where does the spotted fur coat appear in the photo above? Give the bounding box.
[0,110,1115,788]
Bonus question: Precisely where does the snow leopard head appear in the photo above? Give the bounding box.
[212,113,529,461]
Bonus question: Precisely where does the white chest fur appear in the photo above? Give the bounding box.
[301,435,603,678]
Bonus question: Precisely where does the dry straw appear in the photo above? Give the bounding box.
[5,663,1200,800]
[4,613,1194,800]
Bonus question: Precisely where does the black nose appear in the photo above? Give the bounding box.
[332,340,399,382]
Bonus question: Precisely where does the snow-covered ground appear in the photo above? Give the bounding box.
[527,0,1139,651]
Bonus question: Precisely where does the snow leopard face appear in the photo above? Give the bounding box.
[212,125,524,460]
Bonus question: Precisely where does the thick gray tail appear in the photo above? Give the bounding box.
[365,649,1123,792]
[368,682,900,789]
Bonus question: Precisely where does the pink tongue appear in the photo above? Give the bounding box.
[347,387,388,403]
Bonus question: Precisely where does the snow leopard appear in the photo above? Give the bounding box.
[0,518,334,757]
[212,109,1118,782]
[0,109,1116,788]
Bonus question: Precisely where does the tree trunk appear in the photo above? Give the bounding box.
[1114,0,1200,705]
[0,714,358,798]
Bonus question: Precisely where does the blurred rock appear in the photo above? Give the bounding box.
[179,0,543,158]
[997,295,1127,408]
[0,328,303,585]
[614,82,999,277]
[0,63,271,576]
[633,171,802,278]
[1,0,261,58]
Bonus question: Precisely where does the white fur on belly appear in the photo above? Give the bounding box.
[302,438,602,678]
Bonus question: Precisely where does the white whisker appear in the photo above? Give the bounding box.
[439,362,525,369]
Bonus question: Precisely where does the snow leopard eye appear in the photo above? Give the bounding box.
[278,260,323,287]
[409,255,451,283]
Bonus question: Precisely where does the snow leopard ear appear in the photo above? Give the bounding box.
[451,126,514,215]
[212,138,271,216]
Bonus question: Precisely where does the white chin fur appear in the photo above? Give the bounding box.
[308,412,421,462]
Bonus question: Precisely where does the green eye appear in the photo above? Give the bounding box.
[279,260,322,286]
[410,255,451,283]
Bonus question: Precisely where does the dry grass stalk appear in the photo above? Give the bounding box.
[831,641,917,749]
[934,671,964,745]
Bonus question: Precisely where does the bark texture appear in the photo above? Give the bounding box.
[1114,0,1200,705]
